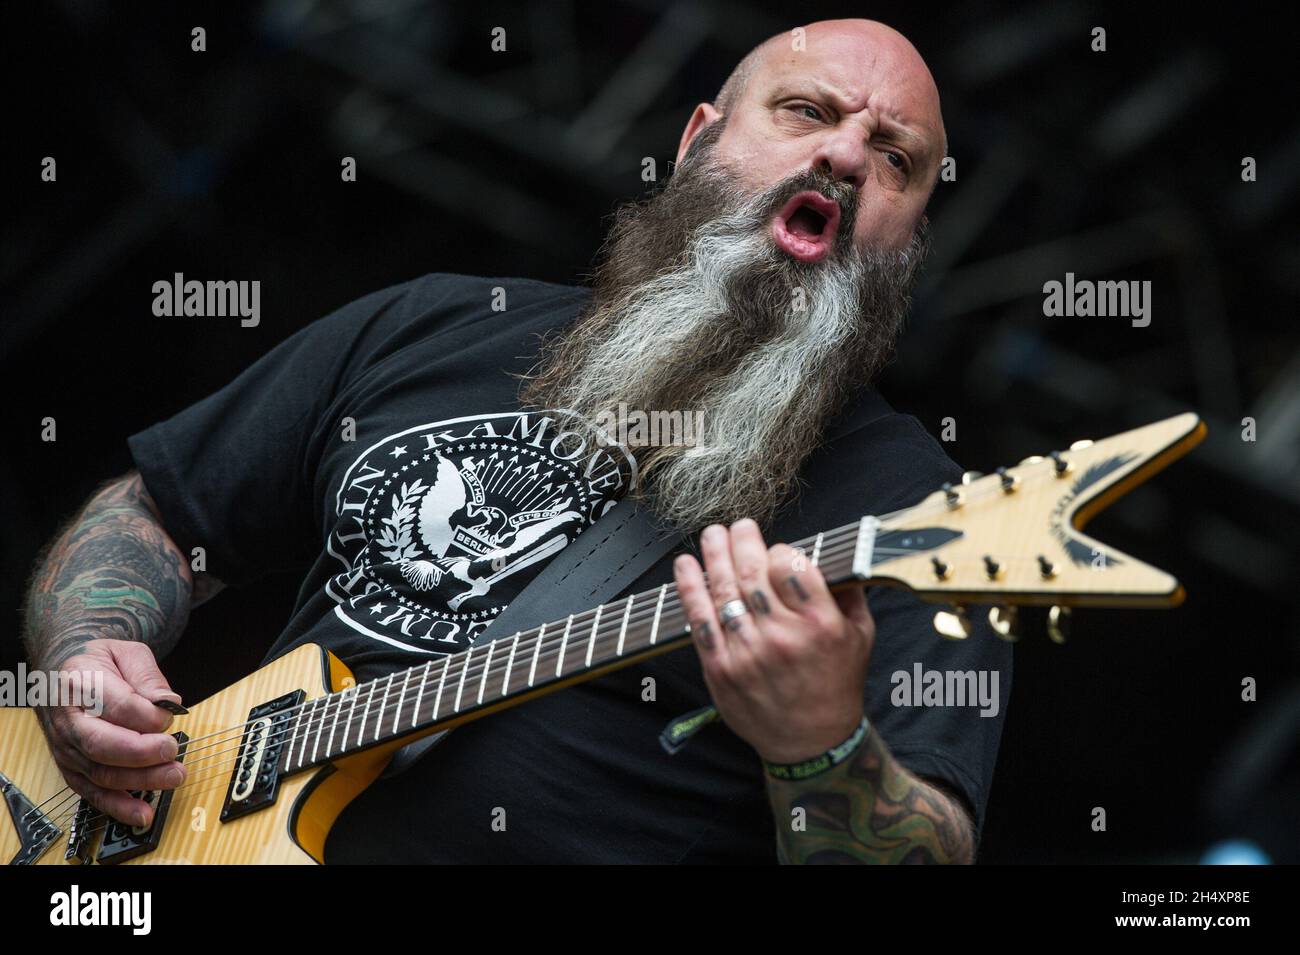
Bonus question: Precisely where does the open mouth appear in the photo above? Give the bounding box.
[771,191,842,263]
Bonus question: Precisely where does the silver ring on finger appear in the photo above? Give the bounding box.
[719,598,750,626]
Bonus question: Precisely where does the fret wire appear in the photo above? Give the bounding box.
[615,594,634,656]
[392,667,411,736]
[286,703,306,771]
[357,681,372,747]
[311,692,330,763]
[585,604,603,668]
[295,697,315,770]
[411,660,432,730]
[325,685,343,757]
[555,614,574,679]
[527,622,545,687]
[373,672,395,742]
[342,682,362,751]
[430,655,451,723]
[650,583,667,645]
[502,631,520,696]
[476,640,495,706]
[453,645,472,712]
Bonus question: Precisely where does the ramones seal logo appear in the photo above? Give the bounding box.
[326,411,636,653]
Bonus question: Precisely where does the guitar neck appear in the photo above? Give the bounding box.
[276,516,907,773]
[271,403,1209,774]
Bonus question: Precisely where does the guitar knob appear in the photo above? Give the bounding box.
[988,606,1019,642]
[1069,439,1094,451]
[960,470,983,485]
[1019,454,1045,466]
[1047,605,1071,644]
[933,606,972,640]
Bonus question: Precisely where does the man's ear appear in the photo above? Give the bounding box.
[675,102,723,166]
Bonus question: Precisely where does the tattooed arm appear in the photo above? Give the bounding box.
[764,730,976,864]
[19,471,224,827]
[22,471,222,670]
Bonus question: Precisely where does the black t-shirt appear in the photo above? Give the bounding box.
[128,272,1012,863]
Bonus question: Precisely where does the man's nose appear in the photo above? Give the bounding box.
[812,132,869,191]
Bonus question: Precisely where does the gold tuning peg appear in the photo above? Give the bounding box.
[1047,605,1071,644]
[933,606,972,640]
[988,606,1019,642]
[1069,439,1094,451]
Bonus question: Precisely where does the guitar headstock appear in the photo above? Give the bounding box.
[853,413,1206,639]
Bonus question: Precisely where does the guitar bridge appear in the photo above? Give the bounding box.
[64,797,95,864]
[2,770,61,865]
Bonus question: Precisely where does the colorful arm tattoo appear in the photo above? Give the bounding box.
[766,726,976,864]
[21,472,203,670]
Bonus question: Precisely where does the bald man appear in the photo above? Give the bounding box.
[24,19,1009,864]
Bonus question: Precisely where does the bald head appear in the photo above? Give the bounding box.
[714,20,945,156]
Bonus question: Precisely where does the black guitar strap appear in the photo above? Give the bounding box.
[381,387,894,777]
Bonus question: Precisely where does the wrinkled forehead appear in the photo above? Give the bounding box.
[749,27,945,158]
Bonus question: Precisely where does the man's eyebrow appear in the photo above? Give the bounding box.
[876,119,934,158]
[769,78,938,160]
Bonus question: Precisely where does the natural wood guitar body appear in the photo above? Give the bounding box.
[0,644,393,865]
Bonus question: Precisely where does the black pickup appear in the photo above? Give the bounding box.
[96,730,190,865]
[220,690,304,824]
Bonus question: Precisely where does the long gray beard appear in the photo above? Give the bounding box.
[521,124,930,532]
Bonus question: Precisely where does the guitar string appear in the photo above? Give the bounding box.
[29,460,1087,836]
[37,528,871,835]
[28,508,993,833]
[160,459,1073,775]
[28,509,859,811]
[44,529,971,838]
[36,459,1068,805]
[55,518,889,792]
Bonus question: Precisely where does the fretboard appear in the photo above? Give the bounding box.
[278,517,874,773]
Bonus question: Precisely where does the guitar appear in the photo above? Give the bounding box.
[1,412,1206,865]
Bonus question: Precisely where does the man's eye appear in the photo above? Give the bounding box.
[792,103,822,121]
[883,151,905,170]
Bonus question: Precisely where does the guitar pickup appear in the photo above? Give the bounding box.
[220,690,303,824]
[96,730,189,865]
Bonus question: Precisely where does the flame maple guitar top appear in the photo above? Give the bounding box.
[0,644,395,865]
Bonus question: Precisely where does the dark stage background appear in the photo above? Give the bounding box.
[3,0,1297,863]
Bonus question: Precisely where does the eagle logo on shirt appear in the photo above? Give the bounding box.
[325,411,636,654]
